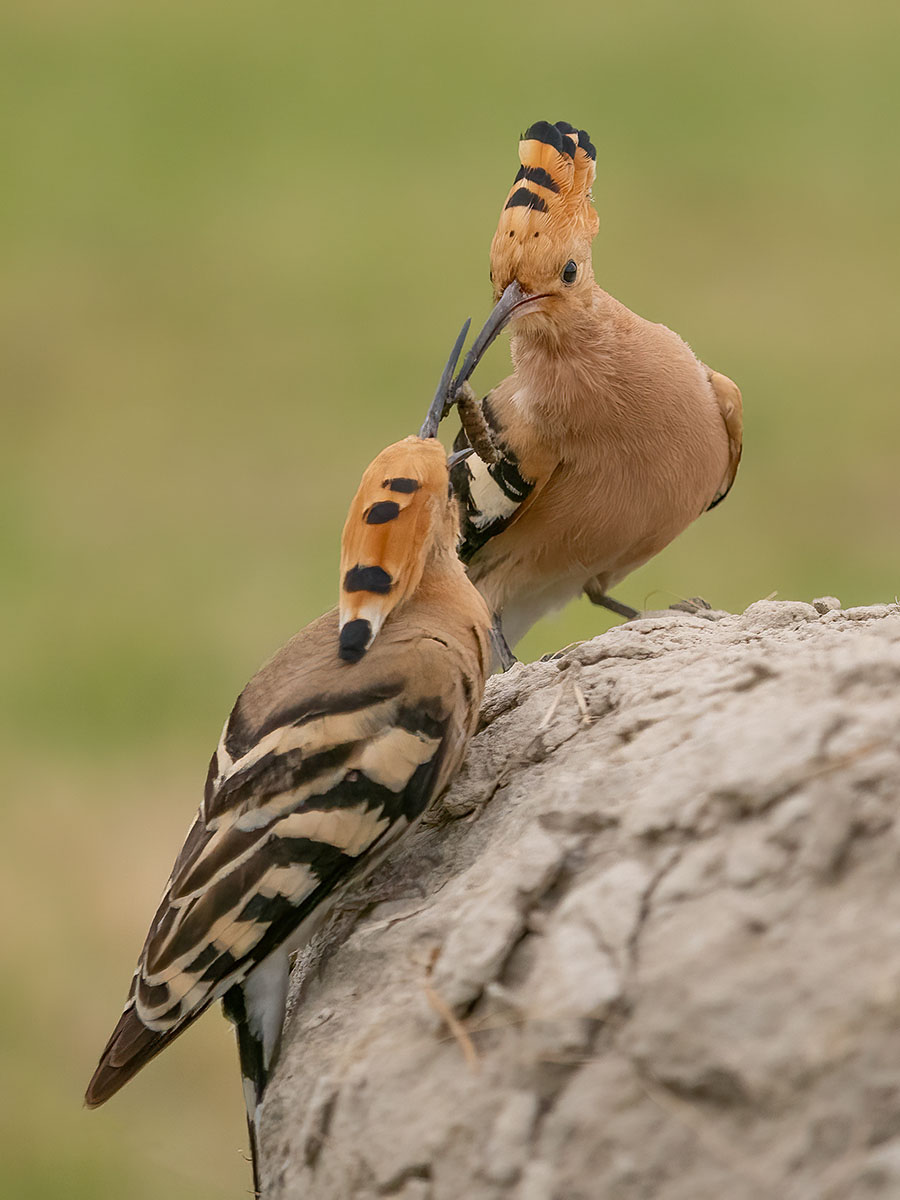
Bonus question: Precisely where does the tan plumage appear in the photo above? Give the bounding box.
[497,121,599,253]
[86,434,491,1190]
[446,120,743,648]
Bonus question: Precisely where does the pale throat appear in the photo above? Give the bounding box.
[508,306,612,427]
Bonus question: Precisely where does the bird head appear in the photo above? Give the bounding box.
[338,435,468,663]
[454,121,598,377]
[490,120,598,314]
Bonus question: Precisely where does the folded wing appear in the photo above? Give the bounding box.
[85,615,470,1107]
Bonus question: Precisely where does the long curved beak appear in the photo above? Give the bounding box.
[452,281,548,393]
[446,446,474,470]
[419,318,471,440]
[418,283,548,441]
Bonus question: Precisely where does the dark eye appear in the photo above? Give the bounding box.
[561,260,577,284]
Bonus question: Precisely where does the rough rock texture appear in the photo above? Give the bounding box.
[261,600,900,1200]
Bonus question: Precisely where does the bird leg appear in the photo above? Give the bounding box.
[455,381,501,465]
[490,614,517,672]
[585,581,720,622]
[583,577,640,620]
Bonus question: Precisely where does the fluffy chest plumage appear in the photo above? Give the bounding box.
[457,344,731,618]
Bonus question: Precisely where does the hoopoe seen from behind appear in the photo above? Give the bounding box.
[85,421,492,1194]
[430,119,742,654]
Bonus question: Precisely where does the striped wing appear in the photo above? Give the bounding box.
[86,635,461,1106]
[450,407,557,566]
[705,369,743,511]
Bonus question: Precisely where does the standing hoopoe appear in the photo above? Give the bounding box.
[85,415,492,1193]
[423,120,742,655]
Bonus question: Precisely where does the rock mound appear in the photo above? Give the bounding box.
[261,600,900,1200]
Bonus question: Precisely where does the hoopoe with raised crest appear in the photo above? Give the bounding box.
[422,120,742,658]
[85,367,492,1194]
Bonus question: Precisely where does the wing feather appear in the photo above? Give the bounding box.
[85,625,470,1108]
[451,425,559,565]
[706,369,743,510]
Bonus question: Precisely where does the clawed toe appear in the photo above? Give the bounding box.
[668,596,715,617]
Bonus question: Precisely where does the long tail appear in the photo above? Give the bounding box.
[222,985,266,1197]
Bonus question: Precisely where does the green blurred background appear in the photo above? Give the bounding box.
[2,1,897,1195]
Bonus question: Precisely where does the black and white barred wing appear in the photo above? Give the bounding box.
[449,398,559,567]
[85,648,462,1106]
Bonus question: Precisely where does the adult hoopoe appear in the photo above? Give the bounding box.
[85,423,492,1194]
[424,119,742,655]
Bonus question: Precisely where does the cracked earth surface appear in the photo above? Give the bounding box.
[261,600,900,1200]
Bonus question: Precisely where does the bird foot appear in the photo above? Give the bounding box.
[667,596,718,619]
[585,582,722,623]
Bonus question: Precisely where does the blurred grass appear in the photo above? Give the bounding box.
[1,1,897,1195]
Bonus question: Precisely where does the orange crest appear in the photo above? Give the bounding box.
[490,120,599,290]
[338,437,451,662]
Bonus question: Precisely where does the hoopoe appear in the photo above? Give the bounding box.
[85,422,492,1194]
[424,120,742,655]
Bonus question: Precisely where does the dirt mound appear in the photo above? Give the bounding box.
[261,600,900,1200]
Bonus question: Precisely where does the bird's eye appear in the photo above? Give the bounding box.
[561,260,577,284]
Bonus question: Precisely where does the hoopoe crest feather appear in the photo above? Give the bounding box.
[491,120,599,302]
[339,437,455,663]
